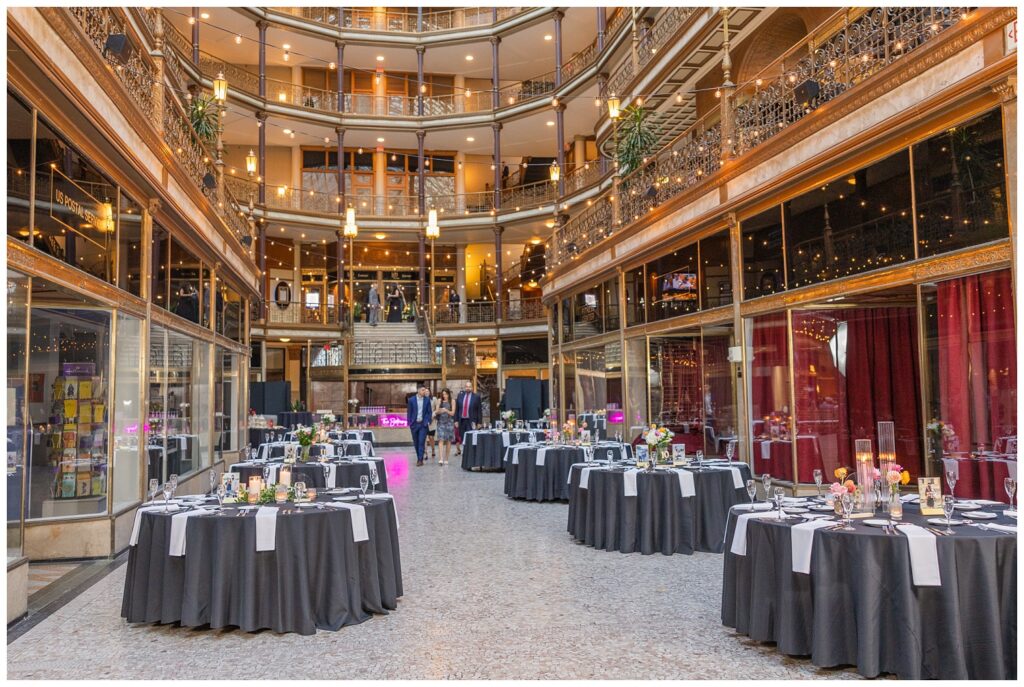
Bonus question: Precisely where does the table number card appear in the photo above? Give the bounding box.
[918,477,943,515]
[672,445,687,466]
[635,445,648,465]
[221,472,240,496]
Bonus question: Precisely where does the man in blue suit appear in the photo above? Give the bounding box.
[407,385,433,466]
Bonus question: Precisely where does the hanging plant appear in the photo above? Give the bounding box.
[615,104,658,175]
[188,93,218,147]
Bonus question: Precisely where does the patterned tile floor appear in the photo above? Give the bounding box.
[7,448,860,679]
[26,563,80,596]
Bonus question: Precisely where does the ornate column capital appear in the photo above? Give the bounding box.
[489,35,501,46]
[993,76,1017,102]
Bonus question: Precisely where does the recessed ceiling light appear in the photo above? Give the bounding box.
[546,121,555,126]
[466,136,475,142]
[376,137,385,143]
[376,55,385,61]
[200,11,210,19]
[543,34,552,41]
[283,43,290,50]
[234,34,242,44]
[375,233,386,240]
[282,128,291,134]
[465,55,474,61]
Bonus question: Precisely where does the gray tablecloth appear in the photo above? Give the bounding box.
[121,498,402,635]
[721,503,1016,679]
[567,463,751,555]
[232,459,388,492]
[247,428,277,448]
[503,444,634,502]
[460,431,538,471]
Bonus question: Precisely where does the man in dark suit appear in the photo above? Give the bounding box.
[454,381,481,456]
[407,385,433,466]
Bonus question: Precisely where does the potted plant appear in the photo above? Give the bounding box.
[188,93,218,146]
[615,104,658,175]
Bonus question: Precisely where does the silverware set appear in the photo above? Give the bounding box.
[925,526,953,536]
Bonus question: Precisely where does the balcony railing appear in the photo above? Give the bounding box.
[549,6,972,272]
[270,7,523,33]
[606,7,700,99]
[267,300,341,326]
[432,297,545,325]
[66,7,256,253]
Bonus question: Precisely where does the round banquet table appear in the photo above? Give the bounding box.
[276,411,314,429]
[333,439,375,457]
[121,496,402,635]
[943,455,1016,503]
[247,427,278,448]
[232,458,388,492]
[720,503,1016,679]
[567,462,752,555]
[460,430,539,471]
[257,442,336,462]
[503,444,635,502]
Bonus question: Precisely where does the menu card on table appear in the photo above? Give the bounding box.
[918,477,943,515]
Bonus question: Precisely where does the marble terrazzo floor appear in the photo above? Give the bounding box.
[7,448,862,680]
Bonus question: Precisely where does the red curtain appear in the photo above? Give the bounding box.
[750,313,789,420]
[937,269,1017,451]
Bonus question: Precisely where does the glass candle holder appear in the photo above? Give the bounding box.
[274,484,288,503]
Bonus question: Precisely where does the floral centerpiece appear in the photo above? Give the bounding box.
[884,463,911,517]
[321,412,336,425]
[294,425,315,462]
[500,410,516,426]
[562,420,575,442]
[235,484,298,505]
[348,398,360,413]
[644,424,674,469]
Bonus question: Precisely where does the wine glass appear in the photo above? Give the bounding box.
[209,469,218,495]
[942,495,956,534]
[1005,477,1017,511]
[359,475,370,500]
[251,447,259,461]
[761,473,772,500]
[773,486,785,520]
[695,450,704,465]
[812,469,823,499]
[162,481,173,511]
[148,478,159,504]
[841,493,855,530]
[945,467,958,503]
[369,465,379,494]
[294,481,306,502]
[215,483,225,508]
[873,479,883,511]
[745,479,757,510]
[169,474,179,498]
[726,441,735,462]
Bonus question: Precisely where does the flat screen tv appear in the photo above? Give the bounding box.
[660,271,698,301]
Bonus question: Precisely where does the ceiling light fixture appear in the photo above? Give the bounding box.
[200,11,210,20]
[465,55,474,61]
[544,34,553,41]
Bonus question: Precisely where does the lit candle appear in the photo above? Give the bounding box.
[279,468,292,487]
[248,476,261,500]
[306,487,317,502]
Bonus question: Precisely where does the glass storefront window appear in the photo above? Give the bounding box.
[550,361,560,424]
[8,91,33,245]
[702,324,738,458]
[560,297,572,342]
[603,276,621,331]
[112,312,143,512]
[647,244,699,321]
[500,338,548,366]
[218,282,243,341]
[792,302,923,482]
[624,266,645,327]
[216,347,241,461]
[741,207,785,299]
[700,230,732,309]
[649,332,703,451]
[562,352,576,415]
[34,115,117,284]
[7,272,29,554]
[26,282,111,520]
[169,237,201,324]
[573,284,603,340]
[624,337,648,441]
[745,313,793,481]
[914,108,1008,257]
[786,150,913,289]
[151,222,170,310]
[117,190,144,298]
[923,268,1016,459]
[148,326,209,483]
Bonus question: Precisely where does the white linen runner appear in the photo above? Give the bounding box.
[501,431,510,447]
[324,502,369,541]
[895,524,941,586]
[535,448,548,466]
[568,463,591,483]
[579,467,597,489]
[323,463,337,488]
[671,469,696,497]
[623,468,640,497]
[790,519,835,573]
[708,464,745,489]
[264,464,280,485]
[168,509,215,556]
[255,506,279,552]
[729,511,779,555]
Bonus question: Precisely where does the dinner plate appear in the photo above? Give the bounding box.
[1005,510,1018,518]
[927,518,966,525]
[953,502,982,510]
[809,505,835,512]
[863,519,894,527]
[961,511,997,519]
[734,503,772,511]
[785,507,809,514]
[333,496,358,502]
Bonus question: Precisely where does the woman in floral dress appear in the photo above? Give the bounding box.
[434,388,455,465]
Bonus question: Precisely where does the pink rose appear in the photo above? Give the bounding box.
[829,482,846,496]
[886,470,901,485]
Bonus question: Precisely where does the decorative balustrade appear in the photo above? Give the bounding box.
[267,300,340,326]
[500,180,556,211]
[270,7,521,32]
[433,297,544,325]
[564,161,604,193]
[549,6,971,274]
[606,7,699,98]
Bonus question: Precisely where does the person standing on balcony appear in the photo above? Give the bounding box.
[454,381,481,456]
[448,287,461,323]
[367,284,380,326]
[386,285,405,322]
[407,385,433,467]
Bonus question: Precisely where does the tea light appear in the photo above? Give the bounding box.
[248,476,261,499]
[274,484,288,503]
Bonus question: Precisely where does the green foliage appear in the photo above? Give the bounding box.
[615,105,658,175]
[188,93,218,146]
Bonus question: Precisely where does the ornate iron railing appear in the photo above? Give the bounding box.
[271,7,522,33]
[606,7,699,98]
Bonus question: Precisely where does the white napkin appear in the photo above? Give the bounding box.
[760,442,771,460]
[708,464,744,489]
[255,506,279,552]
[790,519,835,574]
[965,499,1003,505]
[324,502,369,541]
[471,432,479,446]
[129,505,180,546]
[579,467,597,489]
[501,431,510,447]
[895,524,941,586]
[901,493,920,503]
[168,509,215,556]
[363,441,374,456]
[510,447,521,465]
[729,512,779,555]
[364,493,398,529]
[568,463,590,483]
[983,523,1018,533]
[623,468,640,497]
[536,448,548,467]
[671,469,695,497]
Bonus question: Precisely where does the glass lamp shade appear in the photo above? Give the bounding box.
[549,162,561,183]
[425,209,440,239]
[212,72,228,102]
[607,95,621,120]
[343,207,358,238]
[245,149,257,176]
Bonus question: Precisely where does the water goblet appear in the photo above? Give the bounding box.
[251,447,259,461]
[695,450,704,465]
[169,474,179,498]
[945,468,958,503]
[773,486,785,520]
[359,475,370,501]
[215,483,225,508]
[761,473,772,500]
[148,478,159,504]
[812,469,823,499]
[942,495,956,534]
[162,481,173,511]
[1005,477,1016,510]
[369,465,379,494]
[841,493,855,530]
[745,479,757,509]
